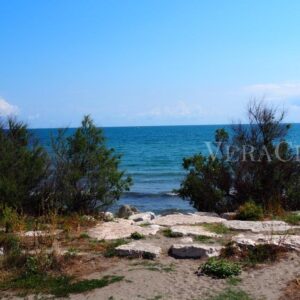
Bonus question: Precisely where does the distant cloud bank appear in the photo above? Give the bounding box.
[0,98,19,116]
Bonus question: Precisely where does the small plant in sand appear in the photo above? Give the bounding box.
[130,232,145,240]
[162,228,183,238]
[199,258,241,278]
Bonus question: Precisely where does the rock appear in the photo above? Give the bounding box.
[179,237,194,243]
[99,212,114,222]
[81,215,96,222]
[117,205,139,218]
[192,212,220,217]
[20,230,62,237]
[115,241,161,259]
[220,212,237,220]
[129,212,155,223]
[224,220,299,233]
[0,247,3,256]
[170,225,221,238]
[153,213,225,226]
[232,233,300,251]
[87,219,160,240]
[170,244,223,259]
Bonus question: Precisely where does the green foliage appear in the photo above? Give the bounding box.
[0,273,124,297]
[162,228,183,238]
[178,154,233,213]
[194,235,213,243]
[236,201,263,221]
[130,232,145,240]
[202,223,230,234]
[200,258,241,278]
[242,244,284,266]
[179,101,300,213]
[47,115,132,213]
[208,288,252,300]
[103,239,128,257]
[282,212,300,225]
[0,118,48,214]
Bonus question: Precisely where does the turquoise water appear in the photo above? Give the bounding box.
[32,124,300,213]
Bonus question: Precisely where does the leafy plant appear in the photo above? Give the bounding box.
[202,223,230,234]
[236,200,263,221]
[282,212,300,225]
[46,115,132,213]
[162,228,183,238]
[130,232,145,240]
[199,258,241,278]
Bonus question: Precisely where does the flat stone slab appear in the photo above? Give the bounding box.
[88,219,160,240]
[233,233,300,251]
[20,230,62,237]
[128,212,155,223]
[170,244,223,259]
[115,241,161,259]
[224,220,299,233]
[153,213,225,226]
[170,225,221,238]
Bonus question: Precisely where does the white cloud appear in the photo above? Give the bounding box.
[0,98,19,116]
[139,101,206,118]
[244,81,300,100]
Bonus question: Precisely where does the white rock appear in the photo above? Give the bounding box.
[117,205,139,218]
[179,237,194,243]
[0,247,3,255]
[129,212,155,223]
[153,213,225,226]
[81,215,96,222]
[224,220,299,233]
[170,244,223,259]
[115,241,161,259]
[170,225,221,238]
[232,233,300,251]
[99,212,114,222]
[20,230,62,237]
[87,219,160,240]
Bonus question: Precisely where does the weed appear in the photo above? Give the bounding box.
[208,288,252,300]
[236,201,263,221]
[103,239,128,257]
[202,223,230,234]
[199,258,241,278]
[283,213,300,225]
[130,232,145,240]
[162,228,183,238]
[79,233,90,239]
[194,235,213,243]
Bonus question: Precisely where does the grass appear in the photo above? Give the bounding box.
[129,261,176,273]
[102,239,128,257]
[79,233,90,239]
[194,235,213,243]
[208,288,252,300]
[202,223,230,234]
[162,228,183,238]
[199,258,241,278]
[0,274,124,297]
[130,232,145,240]
[283,213,300,225]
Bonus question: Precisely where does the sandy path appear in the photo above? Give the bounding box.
[70,251,300,300]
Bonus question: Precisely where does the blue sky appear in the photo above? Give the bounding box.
[1,0,300,128]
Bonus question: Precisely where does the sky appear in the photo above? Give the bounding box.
[1,0,300,128]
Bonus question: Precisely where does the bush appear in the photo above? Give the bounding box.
[199,258,241,278]
[0,118,48,214]
[130,232,144,240]
[46,115,132,213]
[236,201,263,221]
[179,100,300,214]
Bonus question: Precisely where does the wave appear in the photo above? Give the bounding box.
[122,191,179,199]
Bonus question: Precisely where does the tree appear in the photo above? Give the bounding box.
[46,115,132,213]
[0,118,49,214]
[178,100,300,213]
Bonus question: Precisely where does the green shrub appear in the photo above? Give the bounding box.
[130,232,144,240]
[199,258,241,278]
[162,228,183,238]
[236,201,263,221]
[202,223,230,234]
[283,212,300,225]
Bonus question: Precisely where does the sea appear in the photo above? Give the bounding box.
[31,124,300,214]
